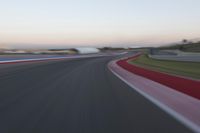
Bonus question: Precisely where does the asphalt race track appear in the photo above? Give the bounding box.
[0,57,192,133]
[150,55,200,62]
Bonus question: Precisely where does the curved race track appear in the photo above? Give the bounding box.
[0,56,192,133]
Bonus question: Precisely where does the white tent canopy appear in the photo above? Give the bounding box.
[75,47,100,54]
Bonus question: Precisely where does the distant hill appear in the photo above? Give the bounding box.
[0,44,9,49]
[160,42,200,52]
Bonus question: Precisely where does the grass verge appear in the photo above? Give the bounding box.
[129,54,200,80]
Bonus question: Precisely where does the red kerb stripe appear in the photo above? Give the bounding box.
[117,55,200,100]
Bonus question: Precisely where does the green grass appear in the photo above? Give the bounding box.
[129,54,200,79]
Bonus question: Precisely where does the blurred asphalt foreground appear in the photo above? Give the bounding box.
[0,52,194,133]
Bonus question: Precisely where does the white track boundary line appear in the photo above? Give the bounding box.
[108,61,200,133]
[0,54,108,64]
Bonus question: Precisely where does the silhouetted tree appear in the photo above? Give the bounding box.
[182,39,188,44]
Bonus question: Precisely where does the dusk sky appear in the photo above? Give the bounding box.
[0,0,200,48]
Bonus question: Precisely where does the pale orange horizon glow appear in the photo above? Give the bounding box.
[0,0,200,48]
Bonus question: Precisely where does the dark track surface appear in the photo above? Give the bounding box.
[0,57,192,133]
[150,55,200,62]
